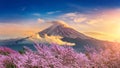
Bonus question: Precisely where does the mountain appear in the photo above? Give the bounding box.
[38,22,116,51]
[39,22,91,39]
[0,21,117,51]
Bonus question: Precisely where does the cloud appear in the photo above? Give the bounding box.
[47,20,70,27]
[32,13,41,17]
[31,34,75,46]
[58,9,120,41]
[59,12,87,23]
[84,31,114,41]
[59,10,120,33]
[84,32,107,36]
[0,20,48,39]
[63,13,77,17]
[47,11,61,14]
[37,18,45,23]
[74,18,87,23]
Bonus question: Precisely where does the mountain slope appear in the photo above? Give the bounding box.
[39,22,92,39]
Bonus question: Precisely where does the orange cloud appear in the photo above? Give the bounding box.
[59,9,120,42]
[30,34,75,46]
[0,22,42,39]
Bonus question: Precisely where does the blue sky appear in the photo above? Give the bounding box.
[0,0,120,22]
[1,0,120,41]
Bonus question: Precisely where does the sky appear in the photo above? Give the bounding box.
[0,0,120,42]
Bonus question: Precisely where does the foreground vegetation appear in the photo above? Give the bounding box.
[0,43,120,68]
